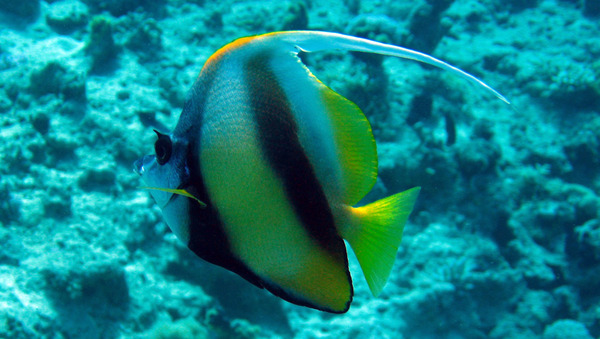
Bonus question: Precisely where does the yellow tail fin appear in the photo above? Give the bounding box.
[345,187,420,296]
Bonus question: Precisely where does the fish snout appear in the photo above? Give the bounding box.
[134,155,156,176]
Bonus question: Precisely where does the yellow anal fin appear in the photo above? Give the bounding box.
[265,246,352,313]
[141,186,207,208]
[345,187,420,296]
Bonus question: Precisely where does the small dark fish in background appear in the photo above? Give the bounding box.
[445,112,456,146]
[135,31,507,313]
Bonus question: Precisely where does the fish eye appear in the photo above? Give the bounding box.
[153,130,172,165]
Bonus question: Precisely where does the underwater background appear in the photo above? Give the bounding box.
[1,0,599,338]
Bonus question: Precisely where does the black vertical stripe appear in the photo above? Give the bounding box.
[177,70,264,289]
[244,54,347,263]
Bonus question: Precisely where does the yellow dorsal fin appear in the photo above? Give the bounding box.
[141,186,207,208]
[319,85,378,205]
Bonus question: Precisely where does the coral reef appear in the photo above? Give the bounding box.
[0,0,598,338]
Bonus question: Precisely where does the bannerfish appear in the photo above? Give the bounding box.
[134,31,508,313]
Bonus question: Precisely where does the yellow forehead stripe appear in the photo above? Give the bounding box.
[201,32,292,74]
[203,36,253,71]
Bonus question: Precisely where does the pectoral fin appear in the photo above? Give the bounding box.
[141,186,207,208]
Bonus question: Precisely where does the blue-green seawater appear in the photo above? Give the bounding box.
[0,0,599,338]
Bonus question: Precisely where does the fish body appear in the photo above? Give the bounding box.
[135,31,505,313]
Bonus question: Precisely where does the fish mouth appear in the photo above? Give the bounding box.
[133,155,156,176]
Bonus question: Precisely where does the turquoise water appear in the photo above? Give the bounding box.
[1,0,599,338]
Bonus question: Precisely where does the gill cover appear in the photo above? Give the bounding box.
[134,131,194,242]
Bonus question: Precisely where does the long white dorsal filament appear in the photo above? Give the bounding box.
[273,31,510,105]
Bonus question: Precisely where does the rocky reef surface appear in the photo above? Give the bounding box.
[1,0,599,338]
